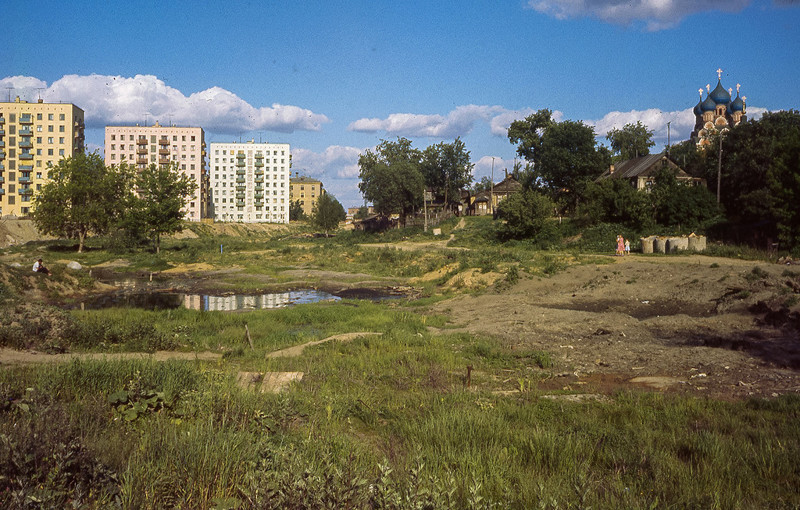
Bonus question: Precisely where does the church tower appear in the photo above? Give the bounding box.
[691,69,747,149]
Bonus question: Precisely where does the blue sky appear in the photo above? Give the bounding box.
[4,0,799,208]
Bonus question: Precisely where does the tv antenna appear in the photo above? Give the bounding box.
[5,86,12,102]
[36,87,45,101]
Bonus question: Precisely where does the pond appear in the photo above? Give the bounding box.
[74,290,341,312]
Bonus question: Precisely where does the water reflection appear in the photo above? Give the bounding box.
[184,291,340,311]
[78,290,340,311]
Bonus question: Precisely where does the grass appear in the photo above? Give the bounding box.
[2,219,800,507]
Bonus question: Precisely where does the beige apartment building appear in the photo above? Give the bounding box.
[289,175,324,217]
[104,123,207,221]
[209,141,291,223]
[0,97,85,217]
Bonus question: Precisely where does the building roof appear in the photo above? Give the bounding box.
[598,153,691,181]
[290,176,322,184]
[492,175,522,193]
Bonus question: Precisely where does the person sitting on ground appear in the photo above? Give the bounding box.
[32,258,51,276]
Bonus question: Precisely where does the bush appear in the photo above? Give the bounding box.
[496,190,560,246]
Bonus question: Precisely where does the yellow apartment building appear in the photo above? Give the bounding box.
[289,175,324,217]
[0,97,85,217]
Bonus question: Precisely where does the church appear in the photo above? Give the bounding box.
[690,69,747,149]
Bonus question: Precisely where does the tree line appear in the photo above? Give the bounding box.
[32,152,196,253]
[357,109,800,253]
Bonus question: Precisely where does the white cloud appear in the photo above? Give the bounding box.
[292,145,364,179]
[0,74,329,133]
[527,0,751,30]
[348,105,560,139]
[586,105,767,146]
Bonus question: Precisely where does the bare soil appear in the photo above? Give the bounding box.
[432,254,800,400]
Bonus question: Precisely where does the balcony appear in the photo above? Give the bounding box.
[254,177,263,184]
[0,129,4,135]
[20,116,33,124]
[236,168,245,176]
[0,117,4,123]
[19,140,33,149]
[19,128,33,136]
[236,177,245,184]
[19,187,33,196]
[254,160,264,167]
[19,153,33,160]
[159,138,169,145]
[254,185,263,191]
[254,192,264,200]
[0,151,5,159]
[255,168,264,176]
[159,158,170,165]
[137,138,147,145]
[236,184,246,192]
[0,141,4,148]
[0,188,4,195]
[137,148,148,155]
[236,192,245,199]
[236,160,245,168]
[18,176,31,183]
[159,148,169,155]
[0,176,4,183]
[137,158,148,165]
[19,165,33,171]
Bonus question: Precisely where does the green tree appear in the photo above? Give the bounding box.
[312,193,346,235]
[126,163,197,253]
[358,138,424,226]
[495,189,558,243]
[32,152,132,253]
[606,121,655,161]
[578,178,652,229]
[508,110,610,210]
[289,200,306,221]
[649,168,722,231]
[353,205,370,220]
[420,137,474,209]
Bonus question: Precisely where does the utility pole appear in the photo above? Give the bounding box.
[490,157,495,215]
[716,134,723,203]
[423,185,428,232]
[667,121,671,156]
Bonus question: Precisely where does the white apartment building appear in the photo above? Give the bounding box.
[209,141,291,223]
[104,123,207,221]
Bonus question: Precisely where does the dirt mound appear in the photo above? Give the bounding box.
[433,255,800,400]
[0,219,53,248]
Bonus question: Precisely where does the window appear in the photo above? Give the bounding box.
[36,126,42,132]
[48,114,54,121]
[150,135,156,143]
[37,113,42,120]
[48,125,54,132]
[47,137,54,144]
[48,149,54,156]
[59,137,65,144]
[191,136,195,141]
[59,125,65,132]
[59,114,65,121]
[59,149,65,156]
[36,137,42,143]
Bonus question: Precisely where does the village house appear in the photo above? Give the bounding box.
[596,153,704,191]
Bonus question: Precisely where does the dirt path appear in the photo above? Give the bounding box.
[0,349,223,365]
[432,254,800,399]
[266,332,383,358]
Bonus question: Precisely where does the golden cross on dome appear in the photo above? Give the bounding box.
[729,87,733,96]
[706,84,711,92]
[717,68,723,79]
[699,88,704,97]
[737,83,741,93]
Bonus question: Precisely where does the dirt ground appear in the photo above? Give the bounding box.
[432,254,800,400]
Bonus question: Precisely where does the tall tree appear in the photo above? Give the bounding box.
[312,193,346,235]
[420,137,474,209]
[495,189,558,243]
[606,121,655,161]
[508,110,610,210]
[127,163,197,253]
[358,138,424,226]
[32,152,132,252]
[289,200,306,221]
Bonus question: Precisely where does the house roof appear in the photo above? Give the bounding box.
[598,153,691,181]
[493,175,522,193]
[290,176,322,184]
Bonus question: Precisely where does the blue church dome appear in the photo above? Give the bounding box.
[710,80,731,105]
[730,93,744,112]
[701,95,717,112]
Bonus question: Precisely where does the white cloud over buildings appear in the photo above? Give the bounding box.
[0,74,329,133]
[292,146,364,179]
[527,0,751,30]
